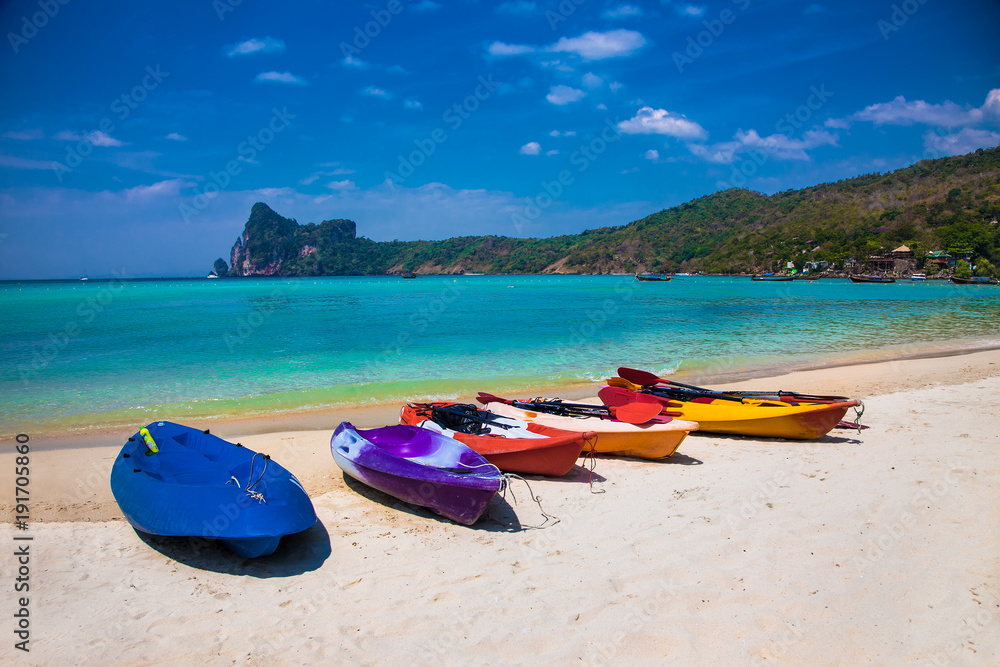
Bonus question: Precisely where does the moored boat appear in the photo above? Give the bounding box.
[110,421,317,558]
[400,402,592,477]
[850,275,896,283]
[910,273,927,281]
[950,275,998,285]
[331,422,502,525]
[752,274,795,282]
[635,273,670,281]
[477,395,698,460]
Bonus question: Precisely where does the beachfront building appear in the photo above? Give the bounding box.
[866,250,895,273]
[925,250,951,272]
[890,245,917,274]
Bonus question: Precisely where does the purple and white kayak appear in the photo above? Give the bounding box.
[331,422,502,525]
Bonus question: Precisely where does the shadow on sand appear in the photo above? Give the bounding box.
[341,472,567,533]
[134,519,332,577]
[692,431,864,446]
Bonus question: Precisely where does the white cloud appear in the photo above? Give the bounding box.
[549,130,561,137]
[982,88,1000,120]
[488,29,646,61]
[227,37,286,57]
[404,98,423,110]
[582,72,603,88]
[0,153,56,169]
[412,1,441,11]
[488,42,536,56]
[644,149,659,160]
[254,71,307,85]
[550,29,647,60]
[123,179,189,201]
[602,4,644,19]
[495,1,538,14]
[675,4,706,17]
[688,128,838,163]
[596,103,608,110]
[609,81,623,92]
[833,88,1000,134]
[360,85,393,99]
[923,128,1000,157]
[852,95,983,128]
[165,132,187,142]
[340,54,370,69]
[2,129,43,140]
[546,149,559,156]
[520,141,541,155]
[546,85,586,105]
[618,107,708,140]
[326,180,358,191]
[54,130,125,147]
[301,166,355,185]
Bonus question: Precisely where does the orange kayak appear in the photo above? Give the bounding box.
[400,402,593,477]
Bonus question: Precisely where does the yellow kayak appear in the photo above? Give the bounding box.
[484,402,698,459]
[601,386,857,440]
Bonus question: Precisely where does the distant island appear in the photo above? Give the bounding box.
[213,145,1000,278]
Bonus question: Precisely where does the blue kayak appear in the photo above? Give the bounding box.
[110,421,317,558]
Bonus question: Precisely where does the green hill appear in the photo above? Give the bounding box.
[220,145,1000,277]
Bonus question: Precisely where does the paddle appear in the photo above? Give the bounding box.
[616,368,849,404]
[617,368,746,403]
[476,392,660,425]
[598,386,683,420]
[610,401,662,424]
[617,366,664,387]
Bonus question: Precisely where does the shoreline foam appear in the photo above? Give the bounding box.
[7,336,999,443]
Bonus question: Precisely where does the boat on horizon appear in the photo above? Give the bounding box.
[635,273,670,281]
[752,273,795,282]
[910,273,927,281]
[950,275,999,285]
[401,272,417,279]
[849,274,896,283]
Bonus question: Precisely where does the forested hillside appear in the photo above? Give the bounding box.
[218,145,1000,277]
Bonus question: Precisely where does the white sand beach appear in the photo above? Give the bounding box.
[3,350,1000,665]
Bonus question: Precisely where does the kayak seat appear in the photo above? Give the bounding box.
[141,449,223,485]
[172,430,228,461]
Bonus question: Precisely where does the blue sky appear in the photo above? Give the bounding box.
[1,0,999,278]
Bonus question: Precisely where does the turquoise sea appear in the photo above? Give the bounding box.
[2,275,999,436]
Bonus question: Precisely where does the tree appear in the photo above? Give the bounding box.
[975,258,997,278]
[955,259,973,279]
[213,258,229,277]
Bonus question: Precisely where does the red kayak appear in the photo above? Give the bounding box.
[400,402,594,477]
